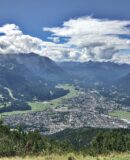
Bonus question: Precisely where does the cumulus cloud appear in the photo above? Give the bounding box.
[0,24,22,36]
[44,16,130,63]
[1,17,130,64]
[0,24,76,62]
[0,24,44,54]
[0,24,73,61]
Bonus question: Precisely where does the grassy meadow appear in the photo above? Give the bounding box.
[0,84,79,116]
[1,153,130,160]
[110,111,130,121]
[28,84,79,112]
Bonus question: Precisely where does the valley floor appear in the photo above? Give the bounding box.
[0,153,130,160]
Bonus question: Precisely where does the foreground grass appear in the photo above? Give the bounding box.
[1,153,130,160]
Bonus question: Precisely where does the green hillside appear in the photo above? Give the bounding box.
[1,121,130,158]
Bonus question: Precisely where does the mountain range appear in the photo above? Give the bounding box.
[0,53,69,113]
[0,52,130,113]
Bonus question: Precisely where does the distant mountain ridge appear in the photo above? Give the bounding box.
[59,61,130,87]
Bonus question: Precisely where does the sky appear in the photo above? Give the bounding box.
[0,0,130,63]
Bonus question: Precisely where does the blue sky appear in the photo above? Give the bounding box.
[0,0,130,63]
[0,0,130,39]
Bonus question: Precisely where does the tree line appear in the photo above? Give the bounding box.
[0,121,130,157]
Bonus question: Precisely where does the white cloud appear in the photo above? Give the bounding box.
[44,16,130,63]
[44,17,130,37]
[0,24,76,61]
[47,36,60,43]
[0,24,22,36]
[0,24,73,61]
[0,24,44,54]
[1,17,130,64]
[112,52,130,64]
